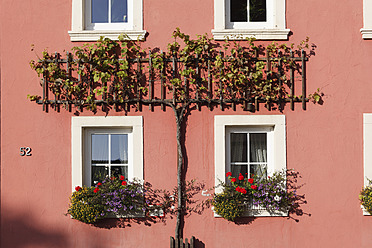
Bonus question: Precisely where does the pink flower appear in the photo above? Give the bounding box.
[248,178,254,184]
[75,186,81,192]
[226,172,232,177]
[231,178,237,183]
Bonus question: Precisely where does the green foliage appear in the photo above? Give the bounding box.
[213,191,245,222]
[29,30,318,112]
[360,179,372,214]
[68,186,105,224]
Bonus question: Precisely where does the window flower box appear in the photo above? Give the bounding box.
[212,170,292,221]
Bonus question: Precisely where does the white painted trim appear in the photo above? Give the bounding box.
[362,0,372,39]
[213,0,289,40]
[69,0,146,41]
[71,116,143,192]
[212,29,290,40]
[214,115,286,217]
[363,114,372,215]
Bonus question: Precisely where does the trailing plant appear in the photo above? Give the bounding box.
[213,170,295,222]
[68,177,162,224]
[360,178,372,214]
[67,176,208,225]
[29,29,320,112]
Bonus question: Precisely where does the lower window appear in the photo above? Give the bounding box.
[85,128,132,186]
[72,116,143,191]
[227,126,272,179]
[214,115,286,216]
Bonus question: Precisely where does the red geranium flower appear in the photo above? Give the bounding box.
[97,182,102,186]
[75,186,81,192]
[226,172,232,177]
[248,178,254,184]
[231,178,237,183]
[122,181,127,186]
[251,185,257,190]
[120,175,125,181]
[238,174,244,180]
[241,188,247,194]
[235,186,241,192]
[93,187,99,193]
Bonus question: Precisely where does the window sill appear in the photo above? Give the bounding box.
[68,30,147,42]
[361,28,372,39]
[361,206,371,216]
[211,29,290,40]
[212,207,288,218]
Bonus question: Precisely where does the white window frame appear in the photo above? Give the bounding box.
[361,0,372,39]
[363,114,372,215]
[212,0,290,40]
[68,0,146,41]
[214,115,286,216]
[71,116,143,192]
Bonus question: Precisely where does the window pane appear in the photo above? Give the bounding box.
[230,0,248,22]
[111,166,128,179]
[111,0,128,23]
[231,133,247,162]
[92,0,109,23]
[111,134,128,164]
[250,163,267,178]
[231,164,248,179]
[92,134,109,164]
[249,133,267,162]
[249,0,266,22]
[92,166,108,184]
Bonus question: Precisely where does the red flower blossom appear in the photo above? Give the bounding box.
[93,187,99,193]
[120,175,125,181]
[226,172,232,177]
[238,174,244,180]
[235,186,241,192]
[248,178,254,184]
[241,188,247,194]
[231,178,237,183]
[122,181,127,186]
[75,186,81,192]
[97,182,102,186]
[251,185,257,190]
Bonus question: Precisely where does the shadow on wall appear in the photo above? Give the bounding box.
[1,207,68,248]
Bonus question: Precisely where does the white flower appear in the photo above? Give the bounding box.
[274,195,281,202]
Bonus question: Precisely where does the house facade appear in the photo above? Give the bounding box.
[1,0,372,247]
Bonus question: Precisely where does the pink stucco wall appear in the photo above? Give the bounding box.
[1,0,372,247]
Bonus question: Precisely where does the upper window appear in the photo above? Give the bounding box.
[361,0,372,39]
[212,0,290,40]
[214,115,286,216]
[71,116,143,190]
[86,0,131,31]
[69,0,146,41]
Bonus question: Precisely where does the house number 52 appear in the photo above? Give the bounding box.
[20,147,32,156]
